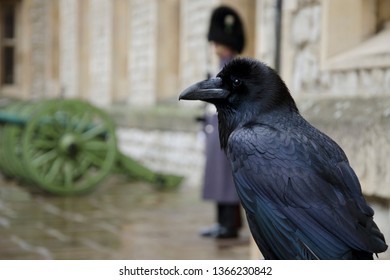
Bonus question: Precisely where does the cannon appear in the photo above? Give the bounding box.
[0,99,183,195]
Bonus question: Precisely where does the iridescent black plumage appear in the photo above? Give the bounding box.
[179,58,387,259]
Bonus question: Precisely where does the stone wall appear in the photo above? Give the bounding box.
[110,104,205,188]
[280,0,390,97]
[22,0,256,105]
[117,127,204,188]
[10,0,390,102]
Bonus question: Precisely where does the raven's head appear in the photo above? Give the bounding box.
[179,58,298,149]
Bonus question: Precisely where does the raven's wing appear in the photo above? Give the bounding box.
[228,123,387,260]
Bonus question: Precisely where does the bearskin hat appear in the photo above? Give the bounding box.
[207,6,245,53]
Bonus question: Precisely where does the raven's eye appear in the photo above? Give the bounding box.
[232,78,242,87]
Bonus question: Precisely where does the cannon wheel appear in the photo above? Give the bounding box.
[22,100,117,195]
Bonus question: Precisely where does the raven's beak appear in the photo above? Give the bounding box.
[179,77,229,101]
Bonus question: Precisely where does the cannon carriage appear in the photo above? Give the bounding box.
[0,99,182,195]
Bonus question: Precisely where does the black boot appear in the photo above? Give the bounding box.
[217,203,241,238]
[200,203,242,239]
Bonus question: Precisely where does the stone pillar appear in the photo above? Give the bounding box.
[45,0,60,98]
[128,0,158,106]
[88,0,113,106]
[77,0,90,101]
[29,0,47,98]
[256,0,278,67]
[112,0,130,104]
[18,0,32,99]
[156,0,180,102]
[59,0,79,98]
[17,0,60,99]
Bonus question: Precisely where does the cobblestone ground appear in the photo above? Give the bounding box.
[0,175,250,260]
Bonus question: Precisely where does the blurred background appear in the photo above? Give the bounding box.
[0,0,389,259]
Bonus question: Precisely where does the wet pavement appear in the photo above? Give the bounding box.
[0,175,250,260]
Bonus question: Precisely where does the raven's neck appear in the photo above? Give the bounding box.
[216,104,298,151]
[216,106,238,151]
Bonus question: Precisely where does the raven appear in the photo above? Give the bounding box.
[179,58,388,259]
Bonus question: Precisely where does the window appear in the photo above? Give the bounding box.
[0,2,16,85]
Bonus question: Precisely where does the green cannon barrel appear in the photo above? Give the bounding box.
[0,99,117,195]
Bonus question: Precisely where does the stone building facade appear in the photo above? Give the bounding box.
[1,0,390,259]
[1,0,390,101]
[0,0,257,105]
